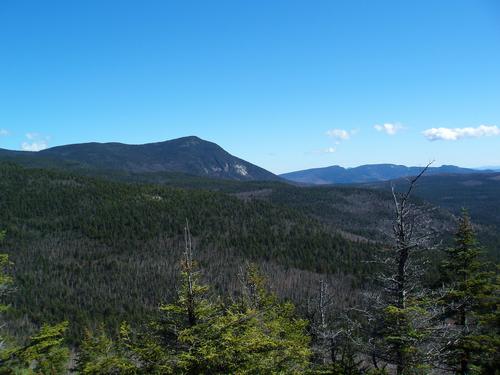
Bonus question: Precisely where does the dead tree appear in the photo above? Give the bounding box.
[308,279,366,373]
[367,162,439,374]
[308,280,340,364]
[181,220,198,327]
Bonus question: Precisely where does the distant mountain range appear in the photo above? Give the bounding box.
[280,164,496,185]
[476,166,500,172]
[1,136,497,185]
[0,136,279,181]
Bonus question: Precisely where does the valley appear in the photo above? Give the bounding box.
[0,138,498,373]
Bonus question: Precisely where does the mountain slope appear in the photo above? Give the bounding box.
[360,172,500,230]
[0,136,279,181]
[0,163,376,340]
[3,163,499,341]
[280,163,493,184]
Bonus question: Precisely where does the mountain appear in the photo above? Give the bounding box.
[360,172,500,231]
[280,163,494,185]
[476,165,500,172]
[0,136,279,181]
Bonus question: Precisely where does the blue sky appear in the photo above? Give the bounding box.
[1,0,499,173]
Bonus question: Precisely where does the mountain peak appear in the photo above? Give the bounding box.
[0,136,279,182]
[166,135,203,144]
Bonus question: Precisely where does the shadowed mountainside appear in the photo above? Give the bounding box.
[0,136,280,181]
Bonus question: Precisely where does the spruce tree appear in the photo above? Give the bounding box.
[440,210,498,374]
[154,225,221,373]
[228,264,311,373]
[75,228,312,374]
[1,322,70,375]
[153,237,311,373]
[75,325,138,374]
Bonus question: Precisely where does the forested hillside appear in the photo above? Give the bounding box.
[0,163,378,341]
[359,173,500,259]
[361,173,500,227]
[0,163,498,373]
[1,162,477,341]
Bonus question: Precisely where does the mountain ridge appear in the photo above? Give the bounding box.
[358,172,500,231]
[280,163,495,185]
[0,136,280,181]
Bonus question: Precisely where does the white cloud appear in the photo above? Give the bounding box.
[324,147,336,153]
[0,129,9,136]
[422,125,500,141]
[374,123,402,135]
[326,129,355,140]
[21,132,50,151]
[21,141,48,152]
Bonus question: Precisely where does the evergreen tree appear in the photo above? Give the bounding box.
[153,224,222,373]
[440,211,499,374]
[151,234,311,373]
[75,324,139,375]
[1,322,70,375]
[226,264,311,373]
[75,227,312,374]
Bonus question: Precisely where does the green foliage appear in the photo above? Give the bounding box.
[153,262,311,373]
[377,302,430,374]
[1,322,70,375]
[440,211,499,374]
[223,264,311,373]
[76,260,312,374]
[75,325,138,375]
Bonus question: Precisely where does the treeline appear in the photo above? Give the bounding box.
[0,210,498,374]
